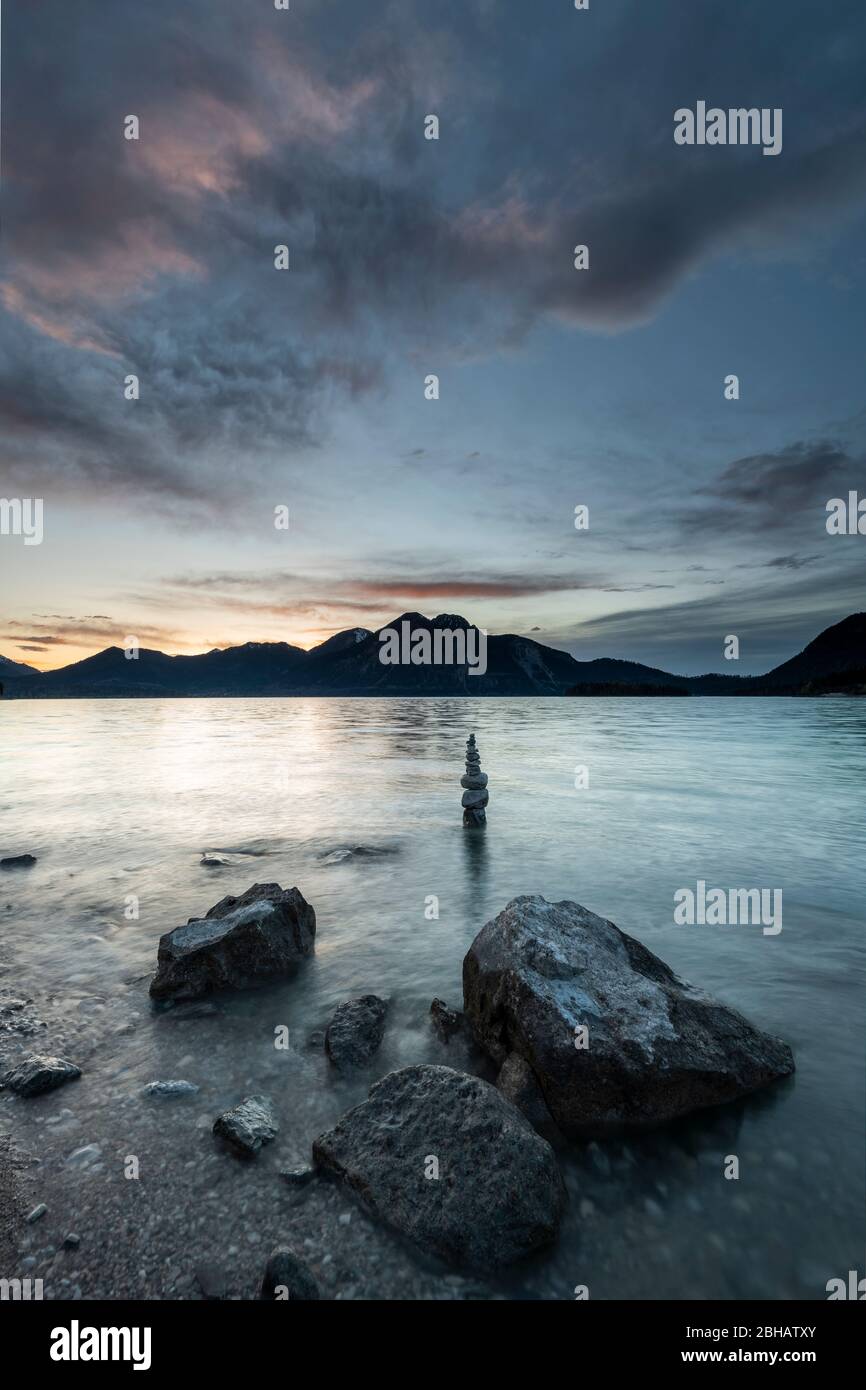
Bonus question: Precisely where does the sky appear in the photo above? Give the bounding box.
[1,0,865,676]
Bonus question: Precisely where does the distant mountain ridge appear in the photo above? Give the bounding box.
[1,612,863,698]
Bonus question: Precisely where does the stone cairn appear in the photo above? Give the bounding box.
[461,733,489,827]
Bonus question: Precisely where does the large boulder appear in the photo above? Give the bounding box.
[312,1064,565,1270]
[463,895,795,1138]
[325,995,387,1069]
[150,883,315,1000]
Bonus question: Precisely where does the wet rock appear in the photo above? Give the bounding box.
[496,1052,557,1136]
[26,1203,47,1223]
[213,1095,278,1158]
[164,1001,220,1021]
[260,1248,320,1300]
[429,998,465,1044]
[142,1080,200,1099]
[279,1166,317,1189]
[325,995,387,1070]
[461,734,489,828]
[318,844,399,866]
[0,854,37,870]
[150,882,316,1001]
[63,1233,81,1249]
[200,852,232,867]
[463,895,795,1138]
[1,1054,81,1097]
[66,1144,102,1169]
[312,1064,565,1270]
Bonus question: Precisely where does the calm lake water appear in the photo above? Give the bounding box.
[0,696,863,1300]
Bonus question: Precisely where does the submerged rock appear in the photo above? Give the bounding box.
[463,895,795,1138]
[150,882,315,1000]
[279,1166,317,1189]
[325,995,387,1069]
[1,1054,81,1097]
[312,1064,565,1270]
[0,854,36,870]
[213,1095,278,1157]
[260,1248,320,1300]
[142,1079,200,1099]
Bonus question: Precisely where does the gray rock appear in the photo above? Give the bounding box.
[260,1248,320,1300]
[463,895,795,1138]
[460,773,488,790]
[142,1080,200,1098]
[496,1052,557,1135]
[461,789,489,809]
[1,1054,81,1097]
[63,1233,81,1249]
[213,1095,278,1157]
[325,995,387,1070]
[279,1166,317,1189]
[0,854,37,869]
[26,1203,47,1223]
[312,1064,565,1270]
[429,998,465,1043]
[150,882,315,1000]
[66,1144,102,1169]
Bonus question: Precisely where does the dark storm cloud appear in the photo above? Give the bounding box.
[3,0,866,510]
[680,440,864,535]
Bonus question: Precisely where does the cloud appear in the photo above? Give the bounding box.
[4,0,866,515]
[680,439,864,535]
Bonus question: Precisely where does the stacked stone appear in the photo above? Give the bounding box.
[461,734,489,827]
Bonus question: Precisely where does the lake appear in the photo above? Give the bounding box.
[0,696,863,1299]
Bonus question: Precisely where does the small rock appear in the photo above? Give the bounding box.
[66,1144,102,1169]
[1,1054,81,1097]
[63,1233,81,1249]
[279,1167,317,1189]
[26,1203,47,1223]
[213,1095,278,1157]
[0,854,37,870]
[325,995,387,1070]
[496,1052,557,1135]
[142,1080,200,1098]
[429,998,465,1044]
[260,1248,320,1301]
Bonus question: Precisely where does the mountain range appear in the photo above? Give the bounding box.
[0,612,863,698]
